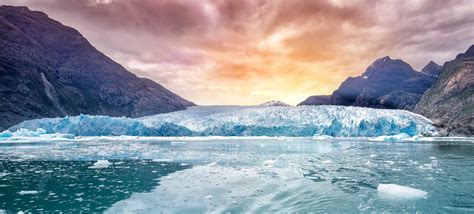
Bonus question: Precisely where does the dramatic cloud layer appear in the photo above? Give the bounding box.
[2,0,473,105]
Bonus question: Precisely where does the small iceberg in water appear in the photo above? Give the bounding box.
[89,160,112,169]
[18,190,39,195]
[377,184,427,200]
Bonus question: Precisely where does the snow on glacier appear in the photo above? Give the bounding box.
[6,106,436,137]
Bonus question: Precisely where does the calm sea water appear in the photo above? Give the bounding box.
[0,138,473,213]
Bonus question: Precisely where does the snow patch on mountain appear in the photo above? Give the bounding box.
[259,100,290,106]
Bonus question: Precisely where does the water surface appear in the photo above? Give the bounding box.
[0,138,473,213]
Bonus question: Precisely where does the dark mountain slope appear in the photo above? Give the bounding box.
[299,56,436,110]
[415,45,474,136]
[421,61,442,77]
[0,6,194,130]
[298,95,331,106]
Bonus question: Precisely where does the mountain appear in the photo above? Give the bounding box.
[415,45,474,136]
[298,95,331,106]
[0,6,194,130]
[299,56,436,110]
[421,61,442,77]
[259,100,290,106]
[455,45,474,59]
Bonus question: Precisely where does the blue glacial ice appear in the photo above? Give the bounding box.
[0,128,75,141]
[5,106,437,138]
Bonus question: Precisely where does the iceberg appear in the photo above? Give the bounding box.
[368,133,411,142]
[89,160,112,169]
[377,184,428,200]
[18,190,39,195]
[7,106,437,137]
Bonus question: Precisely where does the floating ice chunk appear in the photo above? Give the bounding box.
[263,159,277,167]
[207,162,218,166]
[89,160,112,169]
[377,184,427,199]
[152,159,173,162]
[170,141,187,145]
[419,164,433,170]
[365,160,375,167]
[312,135,333,140]
[18,190,38,195]
[10,106,437,137]
[369,133,410,142]
[385,160,395,165]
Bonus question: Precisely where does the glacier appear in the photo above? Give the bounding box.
[3,106,437,138]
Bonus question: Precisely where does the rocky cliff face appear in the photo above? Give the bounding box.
[299,57,436,110]
[0,6,194,130]
[415,45,474,136]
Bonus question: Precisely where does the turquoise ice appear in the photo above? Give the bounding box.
[7,106,436,137]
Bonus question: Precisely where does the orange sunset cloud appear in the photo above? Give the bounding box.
[2,0,473,105]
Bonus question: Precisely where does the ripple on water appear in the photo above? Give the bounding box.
[0,138,473,213]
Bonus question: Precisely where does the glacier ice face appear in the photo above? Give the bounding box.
[7,106,437,137]
[0,128,46,138]
[0,128,74,142]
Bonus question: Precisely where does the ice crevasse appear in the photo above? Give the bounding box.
[5,106,437,137]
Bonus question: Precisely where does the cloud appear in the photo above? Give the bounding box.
[1,0,473,105]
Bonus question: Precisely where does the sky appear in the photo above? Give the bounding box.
[1,0,473,105]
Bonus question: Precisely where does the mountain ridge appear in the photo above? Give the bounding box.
[299,56,435,110]
[0,5,194,130]
[415,45,474,136]
[421,61,442,77]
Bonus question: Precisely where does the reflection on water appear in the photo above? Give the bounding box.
[0,159,190,212]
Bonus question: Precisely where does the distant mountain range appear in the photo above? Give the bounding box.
[0,6,194,130]
[299,56,437,110]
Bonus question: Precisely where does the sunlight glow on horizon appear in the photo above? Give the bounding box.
[1,0,473,105]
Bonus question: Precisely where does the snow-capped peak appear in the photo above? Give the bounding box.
[258,100,291,106]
